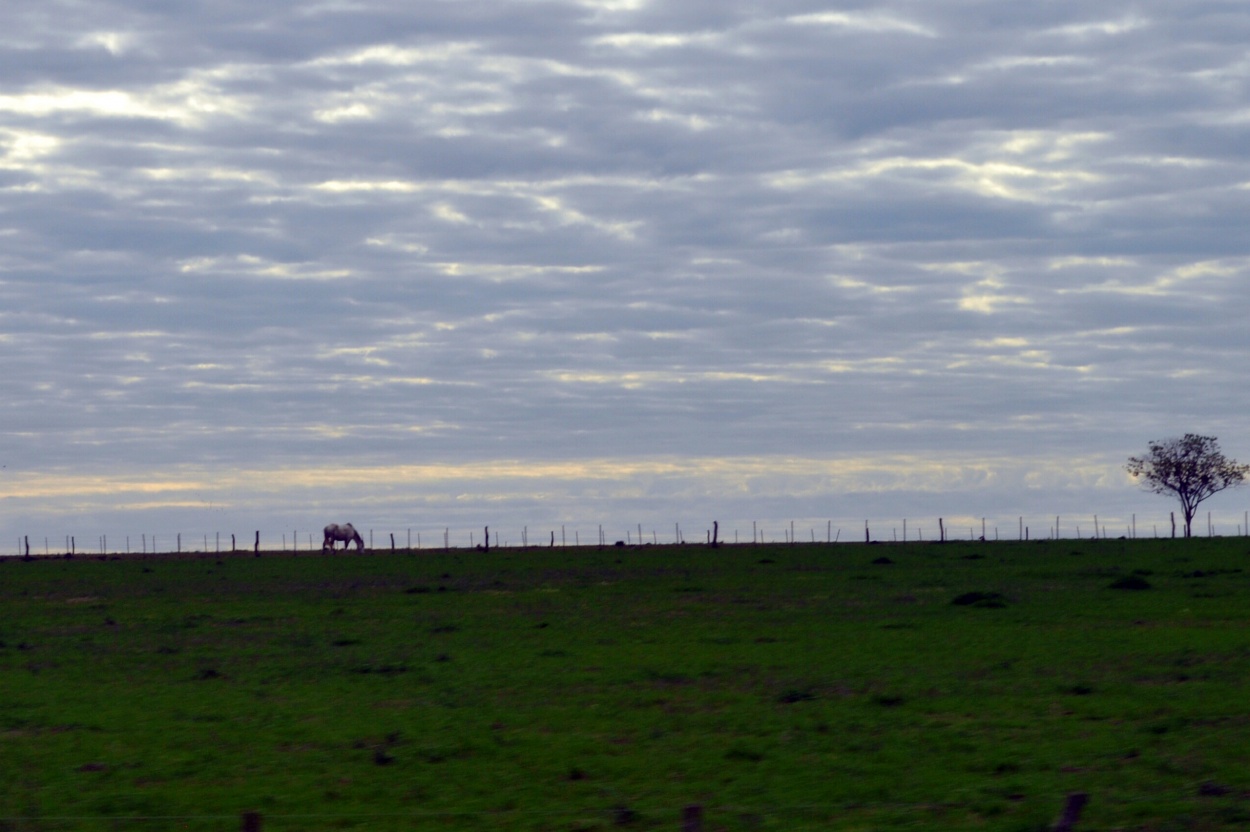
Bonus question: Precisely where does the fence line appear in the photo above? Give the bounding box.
[9,510,1250,557]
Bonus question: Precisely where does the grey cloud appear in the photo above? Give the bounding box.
[4,1,1250,544]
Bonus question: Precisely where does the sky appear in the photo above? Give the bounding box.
[3,1,1250,552]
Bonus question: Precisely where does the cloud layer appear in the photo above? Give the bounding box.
[3,1,1250,547]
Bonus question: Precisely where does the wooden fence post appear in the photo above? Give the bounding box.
[241,810,262,832]
[254,531,260,554]
[682,804,703,832]
[1052,792,1087,832]
[390,532,395,551]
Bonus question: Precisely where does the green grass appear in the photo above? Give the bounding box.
[1,538,1249,830]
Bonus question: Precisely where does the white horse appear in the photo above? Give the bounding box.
[323,523,365,552]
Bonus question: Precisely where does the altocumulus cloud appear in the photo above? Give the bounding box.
[2,0,1250,547]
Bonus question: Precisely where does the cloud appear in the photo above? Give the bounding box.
[3,1,1250,545]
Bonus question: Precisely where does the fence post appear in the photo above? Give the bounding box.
[682,804,703,832]
[1052,792,1087,832]
[241,810,262,832]
[254,531,260,554]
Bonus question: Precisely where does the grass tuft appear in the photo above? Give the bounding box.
[1108,575,1152,590]
[950,591,1007,608]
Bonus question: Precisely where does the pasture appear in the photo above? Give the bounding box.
[1,537,1248,830]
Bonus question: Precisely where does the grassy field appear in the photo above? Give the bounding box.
[1,537,1248,831]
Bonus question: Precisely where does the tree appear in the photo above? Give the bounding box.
[1125,434,1249,538]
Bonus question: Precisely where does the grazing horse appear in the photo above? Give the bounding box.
[323,523,365,552]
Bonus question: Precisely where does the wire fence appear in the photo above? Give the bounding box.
[8,508,1250,558]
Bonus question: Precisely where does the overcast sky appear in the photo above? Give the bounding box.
[3,1,1250,550]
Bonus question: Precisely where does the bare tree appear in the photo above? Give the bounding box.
[1126,434,1249,538]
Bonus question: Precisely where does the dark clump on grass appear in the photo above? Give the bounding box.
[331,638,361,647]
[404,585,431,594]
[195,668,221,680]
[872,694,905,707]
[612,805,640,825]
[725,744,765,762]
[1063,683,1094,696]
[1199,781,1231,797]
[951,591,1007,608]
[1180,567,1242,578]
[351,663,408,675]
[1109,575,1152,590]
[778,689,816,704]
[871,556,894,565]
[961,553,985,560]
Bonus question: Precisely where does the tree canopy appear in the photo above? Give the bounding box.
[1126,434,1249,537]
